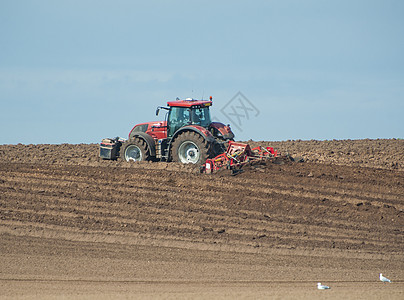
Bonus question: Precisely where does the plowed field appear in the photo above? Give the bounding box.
[1,139,403,299]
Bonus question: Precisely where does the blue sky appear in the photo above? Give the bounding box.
[1,0,403,144]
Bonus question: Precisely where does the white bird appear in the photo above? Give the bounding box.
[317,282,331,289]
[380,273,392,283]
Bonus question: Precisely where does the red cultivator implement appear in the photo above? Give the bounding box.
[203,141,278,175]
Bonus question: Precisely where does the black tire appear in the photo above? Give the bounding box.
[171,131,212,165]
[120,138,153,162]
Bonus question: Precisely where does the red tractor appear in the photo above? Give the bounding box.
[100,97,235,164]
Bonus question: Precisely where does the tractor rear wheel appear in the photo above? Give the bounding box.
[120,138,152,162]
[172,131,211,164]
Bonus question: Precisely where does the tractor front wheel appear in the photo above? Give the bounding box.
[172,132,211,164]
[120,138,152,162]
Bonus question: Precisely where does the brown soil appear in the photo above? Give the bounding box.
[0,139,403,299]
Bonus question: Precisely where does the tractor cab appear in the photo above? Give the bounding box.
[166,99,212,137]
[156,98,213,137]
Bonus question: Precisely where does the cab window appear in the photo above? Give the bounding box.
[168,107,190,136]
[191,107,211,127]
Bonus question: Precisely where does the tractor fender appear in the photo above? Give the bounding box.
[171,125,216,145]
[131,132,156,157]
[210,122,235,140]
[167,125,216,160]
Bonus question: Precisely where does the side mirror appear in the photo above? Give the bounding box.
[156,107,160,116]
